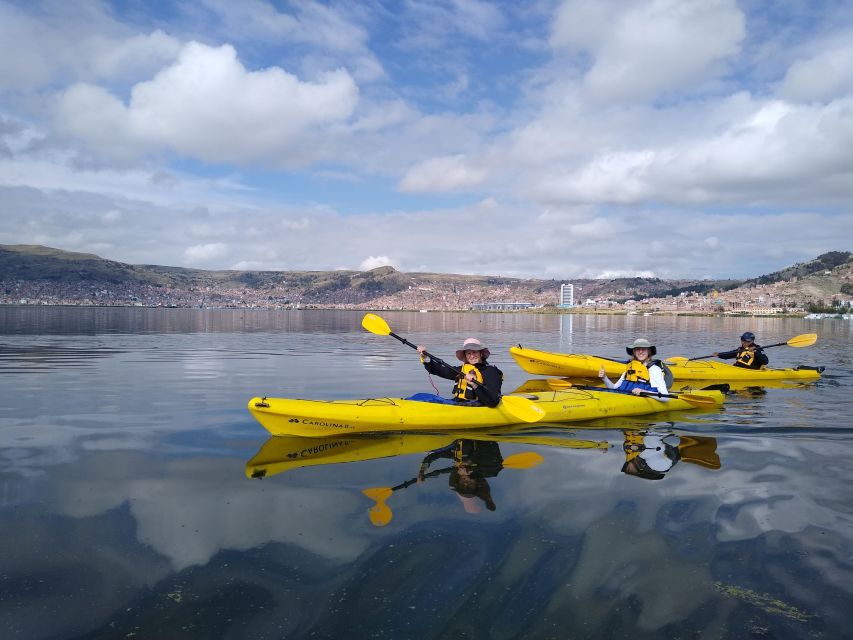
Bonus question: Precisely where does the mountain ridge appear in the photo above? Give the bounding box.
[1,244,851,310]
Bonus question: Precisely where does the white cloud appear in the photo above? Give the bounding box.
[359,256,394,270]
[183,242,229,264]
[0,3,181,90]
[594,269,657,279]
[282,217,311,231]
[551,0,745,101]
[1,184,851,280]
[87,30,182,80]
[55,42,359,165]
[779,40,853,102]
[399,154,487,193]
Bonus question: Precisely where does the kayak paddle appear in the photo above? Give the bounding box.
[362,450,544,526]
[667,333,818,363]
[361,313,544,423]
[544,378,718,407]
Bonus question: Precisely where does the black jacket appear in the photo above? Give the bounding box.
[422,358,503,407]
[717,345,769,369]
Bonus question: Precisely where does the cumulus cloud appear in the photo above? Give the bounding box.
[551,0,745,101]
[1,1,852,282]
[55,42,359,165]
[779,41,853,102]
[0,3,181,90]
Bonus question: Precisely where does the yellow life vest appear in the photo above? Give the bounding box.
[622,431,646,463]
[624,359,652,384]
[453,363,483,400]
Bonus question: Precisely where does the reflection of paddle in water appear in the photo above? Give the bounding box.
[622,430,720,481]
[362,444,543,526]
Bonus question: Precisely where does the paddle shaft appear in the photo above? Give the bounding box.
[690,335,813,361]
[690,347,765,361]
[568,383,695,401]
[388,331,459,373]
[363,313,542,422]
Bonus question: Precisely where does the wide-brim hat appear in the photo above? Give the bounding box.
[626,338,657,357]
[456,337,490,361]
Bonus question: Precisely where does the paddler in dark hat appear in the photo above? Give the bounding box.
[712,332,769,369]
[414,337,503,407]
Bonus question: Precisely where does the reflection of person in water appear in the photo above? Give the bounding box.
[418,439,502,512]
[622,430,721,480]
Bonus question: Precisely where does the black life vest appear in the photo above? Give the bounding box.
[734,347,759,368]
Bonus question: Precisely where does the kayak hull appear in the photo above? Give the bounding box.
[247,389,723,437]
[509,346,823,381]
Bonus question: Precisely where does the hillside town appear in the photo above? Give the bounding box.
[3,266,852,316]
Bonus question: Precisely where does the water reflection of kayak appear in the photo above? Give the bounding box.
[245,427,608,480]
[247,388,724,437]
[509,346,823,381]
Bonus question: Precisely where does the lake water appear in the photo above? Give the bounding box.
[1,307,851,639]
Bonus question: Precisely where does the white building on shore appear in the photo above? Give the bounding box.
[559,283,574,308]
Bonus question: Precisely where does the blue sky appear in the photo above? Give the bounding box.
[1,0,852,279]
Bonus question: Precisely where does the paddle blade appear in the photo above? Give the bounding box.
[361,313,391,336]
[677,393,718,407]
[367,502,392,527]
[362,487,393,501]
[546,378,573,389]
[678,436,721,469]
[787,333,817,348]
[501,395,546,423]
[501,451,544,469]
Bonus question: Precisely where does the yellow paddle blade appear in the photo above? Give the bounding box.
[501,451,544,469]
[362,487,393,501]
[787,333,817,348]
[361,313,391,336]
[368,502,392,527]
[501,395,546,423]
[546,378,574,389]
[678,436,721,469]
[676,393,718,407]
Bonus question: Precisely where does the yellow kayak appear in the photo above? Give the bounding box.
[514,377,814,394]
[509,346,823,381]
[247,388,724,437]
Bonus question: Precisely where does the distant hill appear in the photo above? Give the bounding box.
[744,251,852,286]
[1,244,850,308]
[0,244,146,284]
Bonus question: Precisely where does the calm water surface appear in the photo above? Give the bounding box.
[1,307,851,639]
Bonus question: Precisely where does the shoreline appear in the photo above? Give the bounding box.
[0,303,823,318]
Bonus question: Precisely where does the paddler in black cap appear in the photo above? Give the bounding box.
[713,332,769,369]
